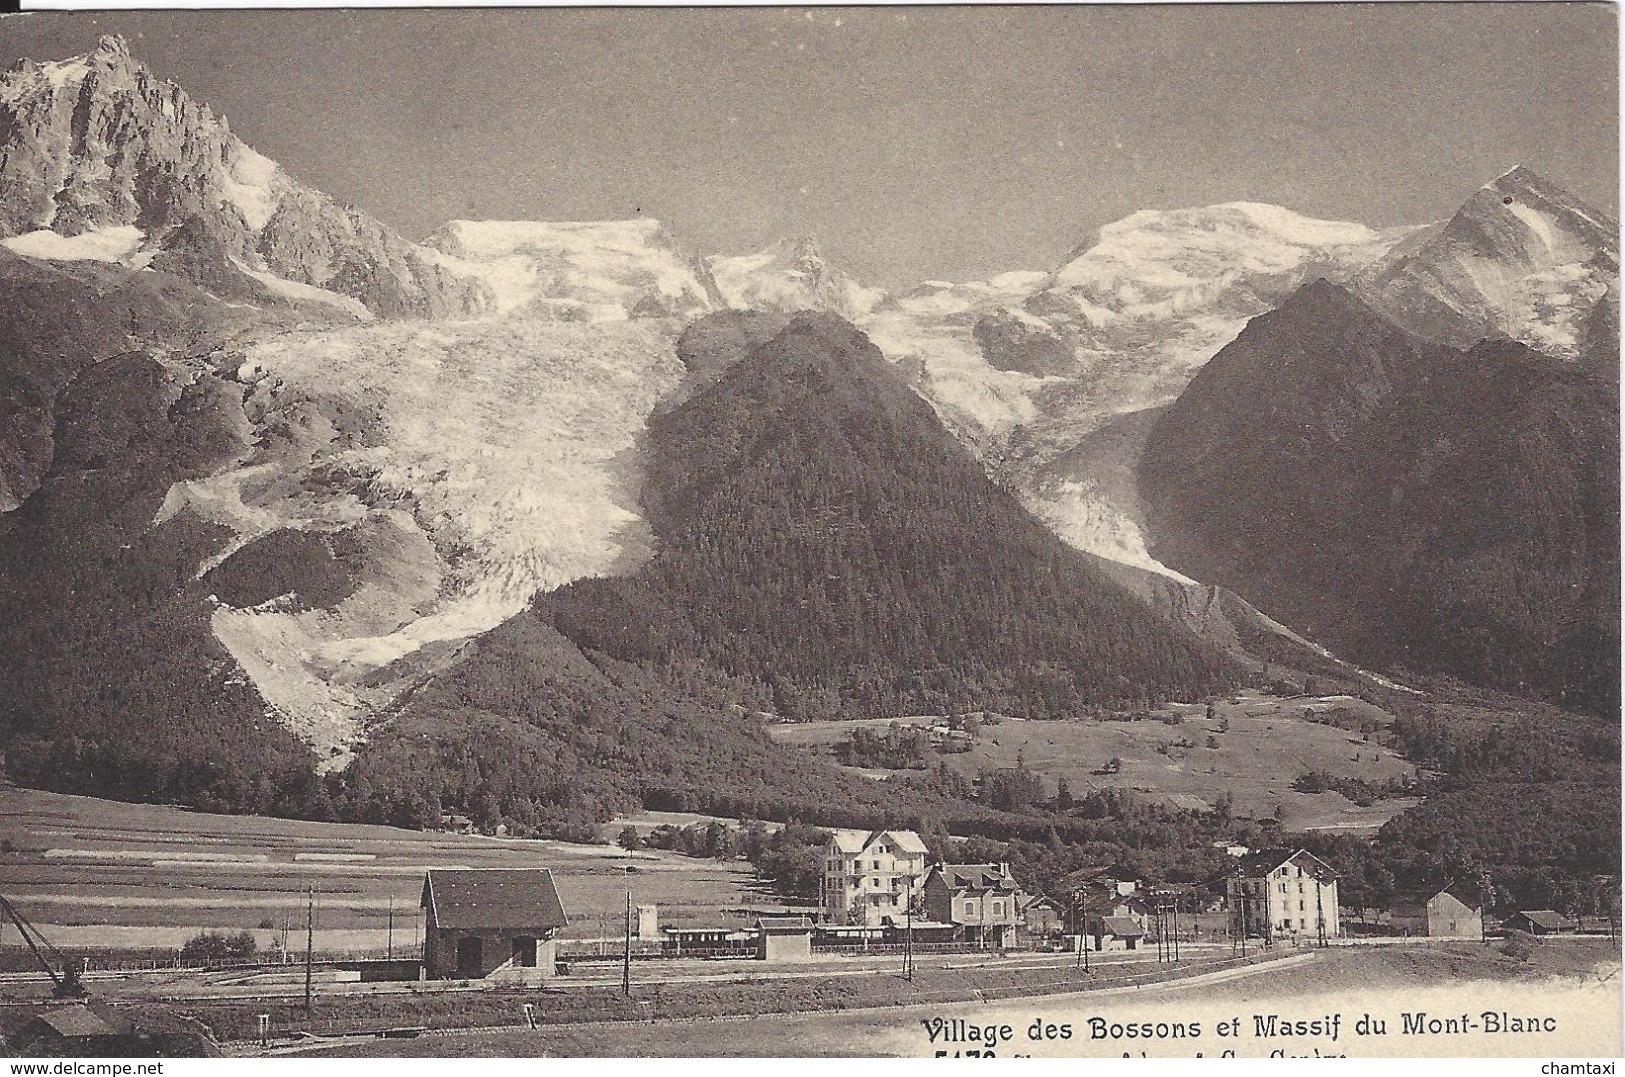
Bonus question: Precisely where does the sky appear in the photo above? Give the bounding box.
[0,5,1616,290]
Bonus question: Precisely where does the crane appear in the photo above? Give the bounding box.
[0,891,86,998]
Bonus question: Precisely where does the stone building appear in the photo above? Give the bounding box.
[421,868,568,980]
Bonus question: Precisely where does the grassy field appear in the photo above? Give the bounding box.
[300,940,1622,1057]
[0,786,768,954]
[768,690,1415,832]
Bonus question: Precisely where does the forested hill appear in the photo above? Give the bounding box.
[1139,280,1620,715]
[536,313,1237,719]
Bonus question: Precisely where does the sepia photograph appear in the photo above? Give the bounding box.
[0,2,1617,1062]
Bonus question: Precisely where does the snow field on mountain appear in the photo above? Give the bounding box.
[1024,476,1195,584]
[1045,202,1398,325]
[861,305,1049,439]
[203,317,687,751]
[426,218,716,318]
[2,224,146,263]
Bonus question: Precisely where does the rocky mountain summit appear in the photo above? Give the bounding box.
[0,35,489,319]
[1140,278,1619,713]
[1357,166,1619,363]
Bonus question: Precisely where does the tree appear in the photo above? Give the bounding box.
[1055,776,1074,812]
[180,930,257,964]
[981,766,1044,812]
[617,825,642,852]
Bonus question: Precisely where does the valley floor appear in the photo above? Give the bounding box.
[292,940,1621,1058]
[0,785,766,954]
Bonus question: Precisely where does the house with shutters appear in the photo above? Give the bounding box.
[1226,849,1339,944]
[819,829,930,926]
[421,868,569,980]
[921,862,1026,947]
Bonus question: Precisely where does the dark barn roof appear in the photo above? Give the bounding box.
[29,1005,129,1039]
[422,868,568,931]
[1101,916,1146,937]
[1513,909,1571,931]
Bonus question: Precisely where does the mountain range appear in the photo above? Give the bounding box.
[0,36,1615,825]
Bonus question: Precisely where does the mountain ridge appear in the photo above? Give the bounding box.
[1139,277,1620,714]
[0,35,491,320]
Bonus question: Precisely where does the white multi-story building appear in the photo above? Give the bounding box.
[1227,848,1340,943]
[820,829,929,926]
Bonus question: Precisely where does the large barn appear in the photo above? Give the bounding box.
[421,868,569,981]
[1390,882,1484,939]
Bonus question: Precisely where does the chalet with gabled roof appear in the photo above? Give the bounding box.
[1390,881,1484,938]
[820,828,929,925]
[1506,909,1574,936]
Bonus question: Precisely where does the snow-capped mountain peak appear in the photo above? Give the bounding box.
[707,236,888,319]
[423,217,722,320]
[1356,165,1619,359]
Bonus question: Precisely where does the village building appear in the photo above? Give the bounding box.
[922,862,1025,947]
[1021,895,1064,937]
[820,828,930,926]
[1227,849,1340,944]
[1093,915,1147,951]
[755,915,816,962]
[421,868,568,981]
[1389,882,1484,939]
[1505,909,1574,936]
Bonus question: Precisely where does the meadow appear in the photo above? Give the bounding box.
[0,786,765,954]
[769,689,1417,832]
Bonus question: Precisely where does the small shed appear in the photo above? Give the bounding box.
[421,868,569,981]
[1095,915,1147,951]
[1506,909,1573,936]
[755,915,815,962]
[10,1005,131,1056]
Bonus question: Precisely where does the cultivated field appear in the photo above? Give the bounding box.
[0,786,768,955]
[769,690,1417,832]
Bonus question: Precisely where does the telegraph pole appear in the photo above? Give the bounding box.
[1074,897,1082,969]
[303,885,315,1015]
[1239,892,1248,958]
[905,875,915,983]
[621,873,632,997]
[387,896,395,960]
